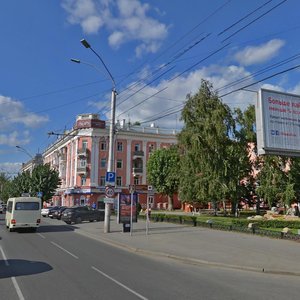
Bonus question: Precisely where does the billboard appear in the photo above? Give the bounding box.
[256,88,300,156]
[118,193,138,223]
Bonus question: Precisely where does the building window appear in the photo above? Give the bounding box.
[117,159,122,169]
[117,142,123,152]
[134,144,140,151]
[149,144,154,153]
[79,159,87,167]
[116,176,122,186]
[100,158,106,168]
[100,176,105,186]
[82,140,88,150]
[100,142,106,151]
[81,176,86,186]
[134,176,139,185]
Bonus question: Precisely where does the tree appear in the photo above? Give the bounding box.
[9,171,32,197]
[29,164,61,203]
[256,155,290,209]
[0,172,11,202]
[178,80,235,210]
[147,146,180,210]
[8,164,61,203]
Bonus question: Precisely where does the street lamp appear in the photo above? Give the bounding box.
[77,38,117,233]
[16,145,33,159]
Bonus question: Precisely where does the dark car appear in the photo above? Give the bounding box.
[61,206,104,224]
[48,206,61,218]
[52,206,67,220]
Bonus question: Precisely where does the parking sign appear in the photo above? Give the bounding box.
[106,172,116,184]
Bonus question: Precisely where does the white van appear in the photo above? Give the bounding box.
[5,197,41,232]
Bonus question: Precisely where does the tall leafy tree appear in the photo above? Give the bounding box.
[178,80,236,210]
[9,171,32,197]
[0,172,11,202]
[7,164,61,203]
[256,155,290,208]
[30,164,61,203]
[147,146,180,210]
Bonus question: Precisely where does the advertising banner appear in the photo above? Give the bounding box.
[118,193,138,223]
[256,88,300,156]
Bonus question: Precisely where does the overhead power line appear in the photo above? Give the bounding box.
[222,0,288,42]
[218,0,273,36]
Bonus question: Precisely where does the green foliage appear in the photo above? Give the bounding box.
[147,146,180,210]
[30,164,61,202]
[0,172,12,202]
[178,80,254,215]
[231,218,300,229]
[256,155,292,208]
[7,164,61,202]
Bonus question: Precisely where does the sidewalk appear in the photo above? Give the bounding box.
[73,216,300,276]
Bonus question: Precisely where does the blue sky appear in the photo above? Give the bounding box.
[1,0,300,175]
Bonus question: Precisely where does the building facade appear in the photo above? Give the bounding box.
[43,113,180,209]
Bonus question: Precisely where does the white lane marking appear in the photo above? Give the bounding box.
[0,245,9,266]
[50,241,79,259]
[0,246,25,300]
[91,266,148,300]
[11,277,25,300]
[37,233,45,239]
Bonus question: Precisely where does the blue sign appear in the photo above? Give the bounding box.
[106,172,116,183]
[37,191,43,198]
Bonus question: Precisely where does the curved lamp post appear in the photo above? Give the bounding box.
[16,145,33,159]
[73,39,117,233]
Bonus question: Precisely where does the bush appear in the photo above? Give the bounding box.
[231,219,300,229]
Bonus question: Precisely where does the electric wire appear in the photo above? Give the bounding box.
[222,0,289,43]
[218,0,273,36]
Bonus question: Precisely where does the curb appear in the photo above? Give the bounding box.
[74,228,300,277]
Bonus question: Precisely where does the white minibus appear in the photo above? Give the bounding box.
[5,197,41,232]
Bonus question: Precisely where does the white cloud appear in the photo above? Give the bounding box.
[61,0,105,34]
[87,64,252,129]
[62,0,168,56]
[0,162,22,176]
[234,39,285,66]
[0,131,31,147]
[0,95,49,130]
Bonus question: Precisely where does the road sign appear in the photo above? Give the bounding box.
[104,197,115,204]
[37,192,43,198]
[105,172,116,185]
[105,186,115,198]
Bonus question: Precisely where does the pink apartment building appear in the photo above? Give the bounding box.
[43,113,180,209]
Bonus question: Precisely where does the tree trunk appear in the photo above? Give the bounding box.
[256,197,260,215]
[223,200,227,216]
[167,195,173,211]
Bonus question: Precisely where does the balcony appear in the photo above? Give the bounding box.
[77,166,87,175]
[77,148,88,157]
[132,167,143,175]
[133,150,144,159]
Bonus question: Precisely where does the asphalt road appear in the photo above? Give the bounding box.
[0,214,299,300]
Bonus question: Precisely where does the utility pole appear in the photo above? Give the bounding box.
[79,39,116,233]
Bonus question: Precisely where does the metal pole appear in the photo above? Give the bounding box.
[104,88,117,233]
[130,189,133,236]
[78,39,117,234]
[146,196,149,235]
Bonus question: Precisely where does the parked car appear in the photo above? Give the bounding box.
[48,206,61,218]
[0,204,5,214]
[61,206,104,224]
[52,206,67,219]
[41,207,53,217]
